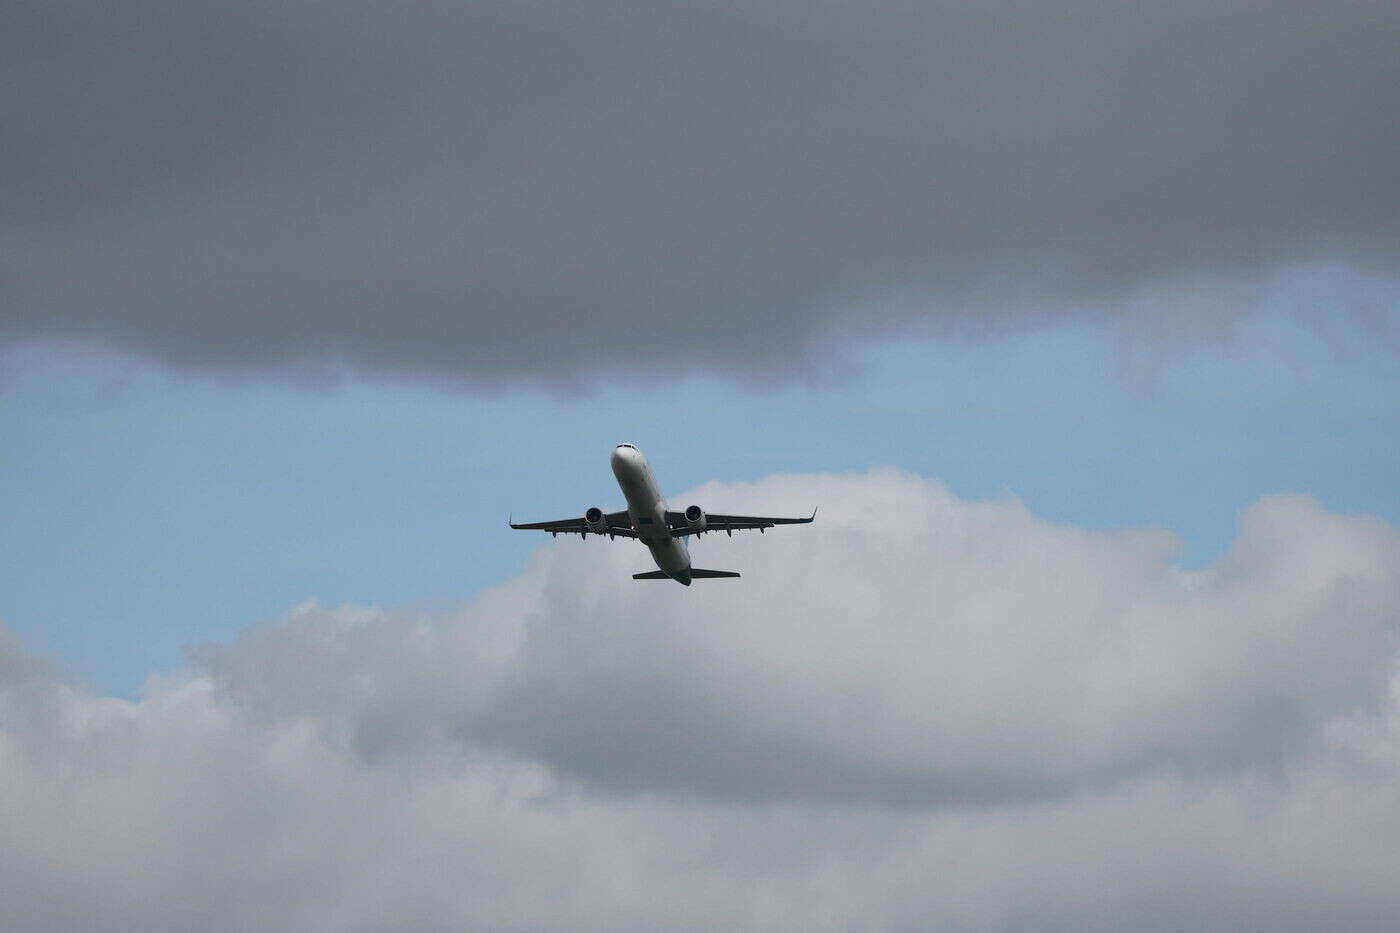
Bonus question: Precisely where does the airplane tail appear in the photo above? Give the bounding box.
[632,569,741,580]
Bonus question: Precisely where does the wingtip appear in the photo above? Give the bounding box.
[810,506,818,521]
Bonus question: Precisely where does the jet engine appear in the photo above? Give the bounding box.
[583,507,607,534]
[684,504,707,533]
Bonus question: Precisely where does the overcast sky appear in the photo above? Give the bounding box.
[4,1,1400,929]
[4,0,1398,381]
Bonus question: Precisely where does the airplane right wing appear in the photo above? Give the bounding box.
[665,508,817,536]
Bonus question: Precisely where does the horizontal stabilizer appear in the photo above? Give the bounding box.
[631,569,742,580]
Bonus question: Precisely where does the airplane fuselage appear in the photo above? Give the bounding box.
[611,444,692,584]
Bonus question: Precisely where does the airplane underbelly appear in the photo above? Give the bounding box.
[612,449,688,573]
[614,461,664,538]
[650,538,690,573]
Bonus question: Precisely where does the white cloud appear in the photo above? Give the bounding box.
[3,472,1400,929]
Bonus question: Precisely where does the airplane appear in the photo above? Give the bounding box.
[510,444,816,585]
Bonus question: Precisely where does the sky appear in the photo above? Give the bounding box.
[3,1,1400,929]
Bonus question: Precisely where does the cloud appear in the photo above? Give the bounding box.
[4,1,1398,382]
[4,471,1400,928]
[199,474,1400,803]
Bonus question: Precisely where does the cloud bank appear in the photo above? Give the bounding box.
[3,472,1400,929]
[5,1,1398,381]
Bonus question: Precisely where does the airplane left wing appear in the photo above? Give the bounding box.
[510,510,636,538]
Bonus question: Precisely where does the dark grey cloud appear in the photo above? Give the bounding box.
[4,0,1399,381]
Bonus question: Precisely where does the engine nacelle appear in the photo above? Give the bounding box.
[583,507,607,534]
[684,504,707,533]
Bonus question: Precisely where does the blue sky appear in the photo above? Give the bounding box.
[4,267,1396,696]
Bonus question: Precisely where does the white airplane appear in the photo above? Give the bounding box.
[510,444,816,585]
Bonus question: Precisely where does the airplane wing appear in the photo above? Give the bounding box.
[665,508,817,537]
[510,510,636,538]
